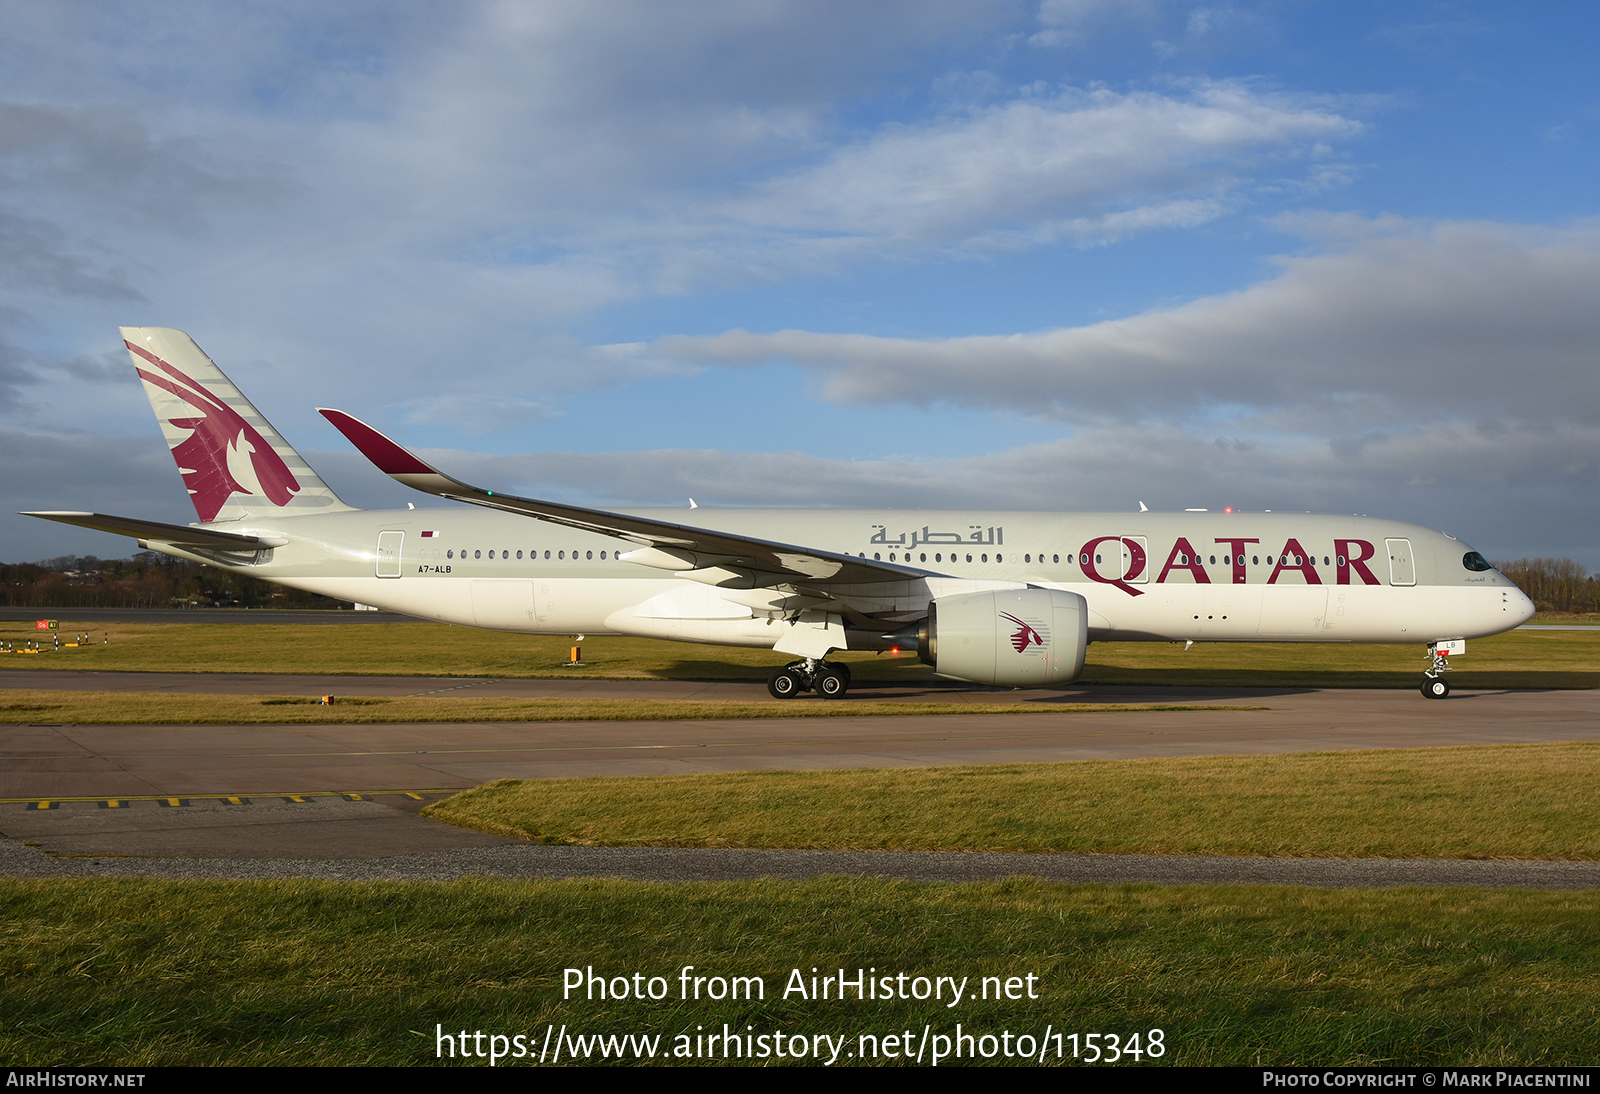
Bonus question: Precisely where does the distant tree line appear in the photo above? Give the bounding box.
[0,553,346,610]
[1491,558,1600,614]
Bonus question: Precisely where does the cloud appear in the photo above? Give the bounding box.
[0,327,38,401]
[0,4,1590,569]
[636,218,1600,430]
[394,392,559,436]
[0,211,143,299]
[0,5,1368,439]
[0,103,285,231]
[370,412,1598,565]
[716,82,1359,256]
[583,216,1600,563]
[1030,0,1145,47]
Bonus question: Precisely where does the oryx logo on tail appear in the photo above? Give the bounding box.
[1000,612,1045,654]
[127,341,301,522]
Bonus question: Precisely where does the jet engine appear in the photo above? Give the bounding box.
[911,587,1088,686]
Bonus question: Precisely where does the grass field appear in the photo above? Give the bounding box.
[1,877,1598,1066]
[3,618,1597,689]
[0,689,1253,725]
[4,618,1598,1067]
[423,744,1600,859]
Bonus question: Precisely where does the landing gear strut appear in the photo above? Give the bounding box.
[1421,643,1452,699]
[766,658,851,699]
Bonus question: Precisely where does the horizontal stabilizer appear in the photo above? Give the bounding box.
[19,511,289,550]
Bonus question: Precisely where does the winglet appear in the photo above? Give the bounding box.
[317,409,438,476]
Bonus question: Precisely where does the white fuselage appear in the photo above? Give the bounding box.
[161,507,1535,648]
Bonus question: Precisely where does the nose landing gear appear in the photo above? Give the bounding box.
[766,658,851,699]
[1421,642,1453,699]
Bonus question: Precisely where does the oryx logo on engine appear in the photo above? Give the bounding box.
[1000,612,1045,653]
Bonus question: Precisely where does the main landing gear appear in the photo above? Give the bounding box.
[1421,642,1452,699]
[767,658,852,700]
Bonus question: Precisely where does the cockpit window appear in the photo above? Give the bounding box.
[1462,551,1494,572]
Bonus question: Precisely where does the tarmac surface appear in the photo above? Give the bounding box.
[2,668,1597,886]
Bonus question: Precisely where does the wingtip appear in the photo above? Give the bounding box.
[318,408,437,477]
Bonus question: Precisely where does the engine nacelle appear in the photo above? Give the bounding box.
[916,588,1088,686]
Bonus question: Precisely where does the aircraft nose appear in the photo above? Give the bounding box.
[1510,586,1536,625]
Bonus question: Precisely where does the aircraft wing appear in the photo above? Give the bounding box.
[318,409,920,587]
[20,511,289,550]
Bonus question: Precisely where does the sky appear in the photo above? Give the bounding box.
[2,1,1597,567]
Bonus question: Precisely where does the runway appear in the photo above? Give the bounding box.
[3,672,1596,884]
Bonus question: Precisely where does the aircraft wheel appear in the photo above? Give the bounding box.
[1422,676,1450,699]
[833,662,852,686]
[767,667,803,699]
[817,667,849,699]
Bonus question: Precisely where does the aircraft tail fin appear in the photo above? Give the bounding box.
[121,327,355,523]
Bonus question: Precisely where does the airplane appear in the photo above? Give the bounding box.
[24,327,1535,701]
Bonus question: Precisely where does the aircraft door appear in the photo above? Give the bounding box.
[376,530,404,578]
[1121,536,1149,584]
[1386,539,1415,586]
